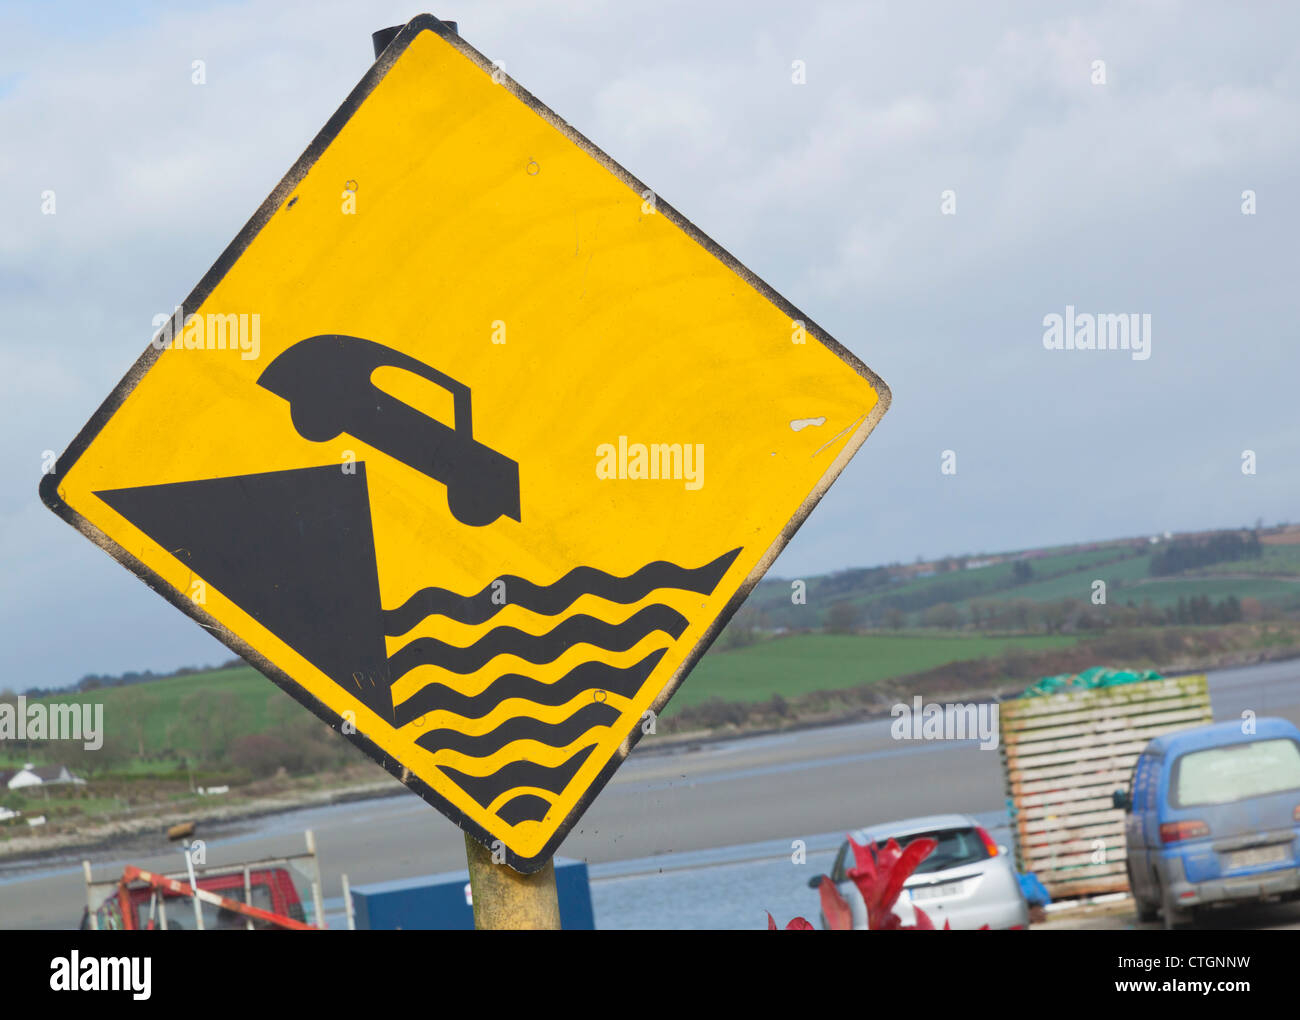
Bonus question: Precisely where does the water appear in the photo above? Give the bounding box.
[591,850,838,930]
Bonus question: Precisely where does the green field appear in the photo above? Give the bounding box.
[2,632,1086,763]
[1,667,296,771]
[1200,544,1300,575]
[739,536,1300,631]
[1121,576,1300,608]
[40,665,278,738]
[744,545,1156,628]
[667,631,1080,712]
[998,553,1155,603]
[43,667,284,749]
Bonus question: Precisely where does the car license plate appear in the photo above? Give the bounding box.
[1225,844,1289,871]
[910,880,964,901]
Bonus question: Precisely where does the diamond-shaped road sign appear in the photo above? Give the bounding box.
[40,15,889,871]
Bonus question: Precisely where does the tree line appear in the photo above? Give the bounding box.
[1149,532,1262,576]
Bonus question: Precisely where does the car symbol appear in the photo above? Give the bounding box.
[258,334,521,527]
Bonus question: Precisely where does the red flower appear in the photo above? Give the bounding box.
[816,875,853,931]
[846,835,938,930]
[772,834,956,930]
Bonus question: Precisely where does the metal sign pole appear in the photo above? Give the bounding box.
[341,873,356,930]
[82,860,99,931]
[183,842,205,930]
[305,829,327,928]
[463,832,561,930]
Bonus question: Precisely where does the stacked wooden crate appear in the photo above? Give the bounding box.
[1000,674,1212,899]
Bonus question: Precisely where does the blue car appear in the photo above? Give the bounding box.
[1114,717,1300,928]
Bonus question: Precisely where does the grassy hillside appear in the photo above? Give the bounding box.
[1,669,322,776]
[10,525,1298,775]
[36,667,278,751]
[1198,544,1300,575]
[739,536,1300,631]
[4,632,1080,760]
[743,545,1152,629]
[1121,576,1300,608]
[666,631,1079,712]
[1001,553,1155,602]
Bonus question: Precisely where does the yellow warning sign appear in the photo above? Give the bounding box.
[41,17,889,870]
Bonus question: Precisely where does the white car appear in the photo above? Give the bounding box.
[814,813,1030,930]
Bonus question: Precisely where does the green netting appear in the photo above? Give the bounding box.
[1018,665,1164,698]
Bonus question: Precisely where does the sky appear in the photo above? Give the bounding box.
[1,0,1298,689]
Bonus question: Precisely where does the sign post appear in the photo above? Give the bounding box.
[464,833,560,930]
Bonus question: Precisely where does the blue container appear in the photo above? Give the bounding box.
[351,856,595,929]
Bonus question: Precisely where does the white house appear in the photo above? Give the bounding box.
[4,763,84,789]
